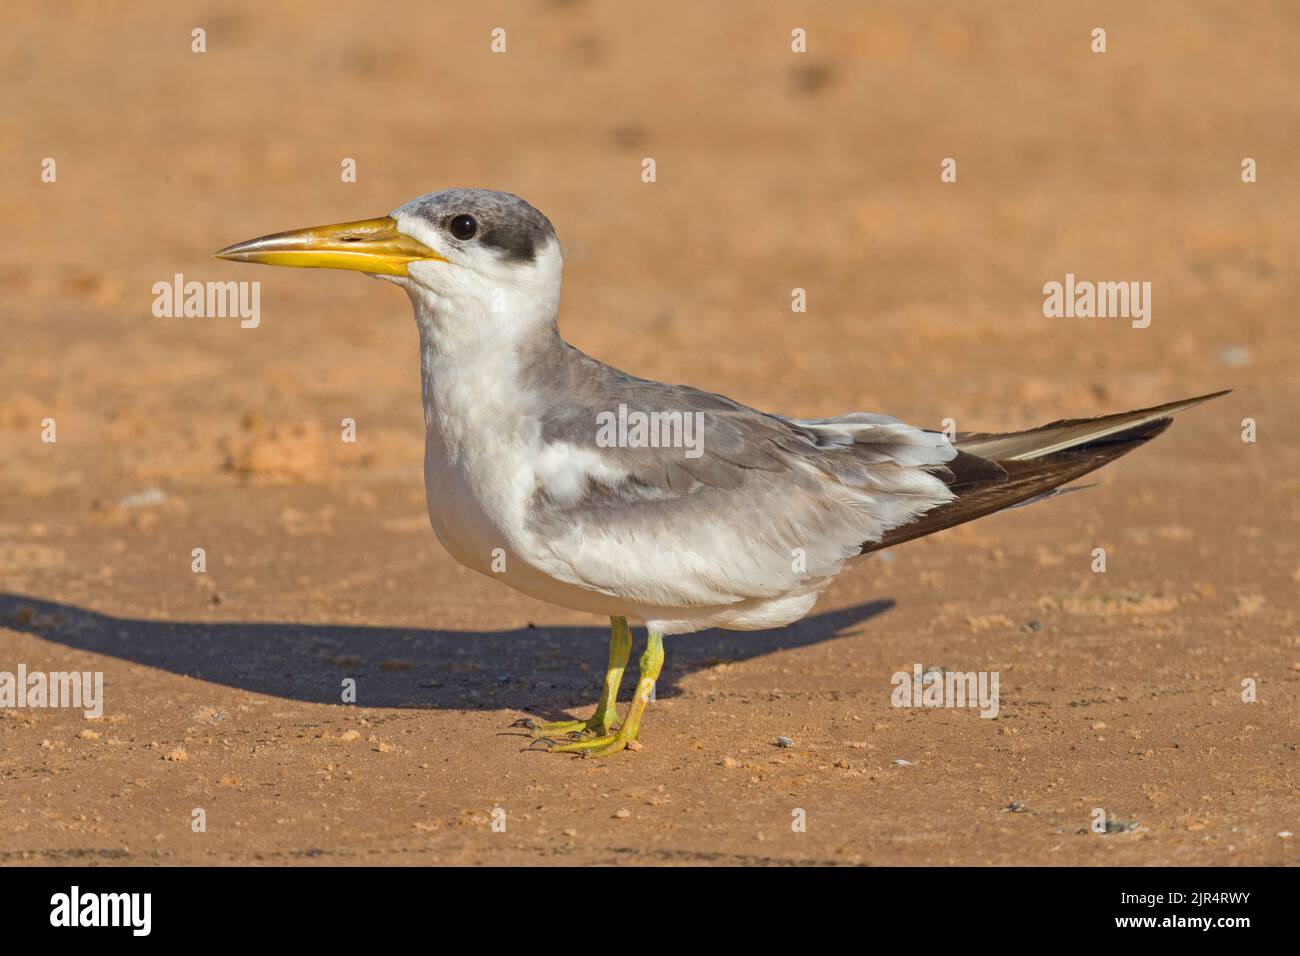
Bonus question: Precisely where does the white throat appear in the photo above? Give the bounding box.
[401,242,564,461]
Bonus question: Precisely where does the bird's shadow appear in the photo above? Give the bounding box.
[0,593,893,719]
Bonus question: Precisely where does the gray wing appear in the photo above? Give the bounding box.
[518,345,956,608]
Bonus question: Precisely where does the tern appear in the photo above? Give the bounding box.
[217,189,1226,757]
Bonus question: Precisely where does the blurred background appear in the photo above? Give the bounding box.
[3,1,1295,504]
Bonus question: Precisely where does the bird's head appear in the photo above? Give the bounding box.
[216,188,563,342]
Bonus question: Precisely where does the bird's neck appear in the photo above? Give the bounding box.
[408,289,564,459]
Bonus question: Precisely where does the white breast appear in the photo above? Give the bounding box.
[419,338,533,572]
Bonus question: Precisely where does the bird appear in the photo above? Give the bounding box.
[216,188,1227,758]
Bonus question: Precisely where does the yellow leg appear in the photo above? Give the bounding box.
[543,624,664,757]
[513,616,632,738]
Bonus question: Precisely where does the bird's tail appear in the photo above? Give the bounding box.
[861,389,1230,554]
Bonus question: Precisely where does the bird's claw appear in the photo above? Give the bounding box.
[509,713,614,739]
[532,732,630,757]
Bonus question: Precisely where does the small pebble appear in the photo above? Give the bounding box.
[894,758,912,766]
[1103,819,1139,834]
[776,736,794,748]
[614,808,631,819]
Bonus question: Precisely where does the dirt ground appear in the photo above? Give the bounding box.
[1,1,1296,866]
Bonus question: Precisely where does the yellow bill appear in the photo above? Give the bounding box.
[214,216,444,276]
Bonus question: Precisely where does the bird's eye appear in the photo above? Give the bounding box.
[449,214,477,240]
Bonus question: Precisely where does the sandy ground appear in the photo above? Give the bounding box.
[1,1,1296,865]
